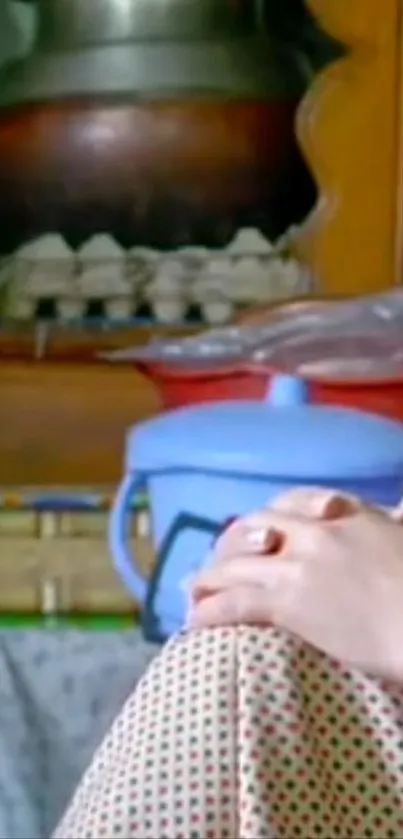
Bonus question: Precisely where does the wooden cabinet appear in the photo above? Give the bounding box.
[2,0,403,489]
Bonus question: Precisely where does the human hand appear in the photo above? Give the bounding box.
[188,488,403,680]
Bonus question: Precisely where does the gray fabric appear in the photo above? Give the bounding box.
[0,630,159,839]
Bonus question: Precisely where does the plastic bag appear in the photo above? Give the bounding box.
[101,289,403,380]
[254,330,403,380]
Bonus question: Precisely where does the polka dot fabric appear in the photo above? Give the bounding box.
[54,627,403,839]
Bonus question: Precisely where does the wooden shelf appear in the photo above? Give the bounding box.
[0,320,199,362]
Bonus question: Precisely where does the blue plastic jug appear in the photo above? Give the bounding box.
[109,374,403,642]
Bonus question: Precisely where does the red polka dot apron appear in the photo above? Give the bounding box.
[54,627,403,839]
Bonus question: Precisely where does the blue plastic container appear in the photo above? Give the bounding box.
[109,374,403,641]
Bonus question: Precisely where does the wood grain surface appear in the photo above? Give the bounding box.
[0,360,161,486]
[294,0,402,295]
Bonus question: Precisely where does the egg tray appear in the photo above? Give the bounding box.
[0,229,312,326]
[0,299,210,326]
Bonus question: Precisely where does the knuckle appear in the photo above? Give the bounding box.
[270,487,324,513]
[214,510,267,557]
[270,487,361,522]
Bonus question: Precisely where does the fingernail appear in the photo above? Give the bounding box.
[246,526,271,549]
[316,492,359,520]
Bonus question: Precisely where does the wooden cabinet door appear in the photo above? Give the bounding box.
[294,0,402,296]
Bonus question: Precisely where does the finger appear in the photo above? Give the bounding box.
[188,584,277,629]
[213,514,282,563]
[191,553,298,605]
[270,487,362,520]
[214,504,317,565]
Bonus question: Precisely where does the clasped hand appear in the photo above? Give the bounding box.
[188,488,403,682]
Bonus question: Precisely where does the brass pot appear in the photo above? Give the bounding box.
[2,0,304,104]
[0,0,314,250]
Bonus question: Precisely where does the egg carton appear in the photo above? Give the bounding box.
[56,294,139,321]
[77,269,131,299]
[1,283,311,325]
[3,295,136,322]
[192,258,310,303]
[126,248,160,292]
[0,228,314,324]
[10,234,76,292]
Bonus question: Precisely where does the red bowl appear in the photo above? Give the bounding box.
[135,359,403,422]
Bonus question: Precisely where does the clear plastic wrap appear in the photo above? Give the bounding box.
[102,290,403,380]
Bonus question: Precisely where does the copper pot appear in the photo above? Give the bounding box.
[0,0,314,251]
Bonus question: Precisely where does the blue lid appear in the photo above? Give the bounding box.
[126,374,403,481]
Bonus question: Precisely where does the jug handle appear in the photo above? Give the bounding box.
[108,474,147,604]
